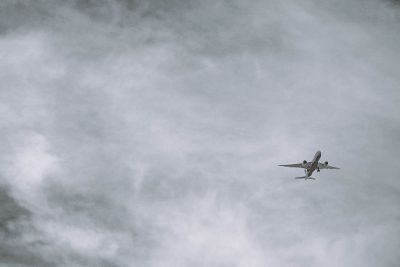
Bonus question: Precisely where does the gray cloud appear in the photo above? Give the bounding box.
[0,0,399,266]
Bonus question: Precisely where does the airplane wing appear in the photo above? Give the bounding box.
[278,163,305,168]
[318,163,340,170]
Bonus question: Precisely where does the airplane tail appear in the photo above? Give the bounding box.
[295,176,316,180]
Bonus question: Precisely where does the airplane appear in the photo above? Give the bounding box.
[278,150,339,180]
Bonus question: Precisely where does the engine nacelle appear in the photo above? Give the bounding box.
[302,160,307,167]
[324,161,328,166]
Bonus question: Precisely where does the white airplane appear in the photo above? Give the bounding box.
[279,150,339,180]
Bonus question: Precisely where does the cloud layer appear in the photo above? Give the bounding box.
[1,0,399,266]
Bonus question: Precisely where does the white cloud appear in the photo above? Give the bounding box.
[7,133,58,203]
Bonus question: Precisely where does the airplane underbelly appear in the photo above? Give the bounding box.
[308,162,318,175]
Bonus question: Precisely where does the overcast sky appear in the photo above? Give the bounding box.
[0,0,399,266]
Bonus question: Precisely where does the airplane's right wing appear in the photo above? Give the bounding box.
[278,163,304,168]
[318,163,340,170]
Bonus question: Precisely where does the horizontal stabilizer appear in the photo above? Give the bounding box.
[295,176,315,180]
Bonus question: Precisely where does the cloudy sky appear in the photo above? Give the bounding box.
[0,0,399,266]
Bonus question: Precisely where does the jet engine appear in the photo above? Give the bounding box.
[324,161,328,166]
[302,160,307,167]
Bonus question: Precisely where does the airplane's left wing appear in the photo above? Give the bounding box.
[278,163,304,168]
[318,163,340,169]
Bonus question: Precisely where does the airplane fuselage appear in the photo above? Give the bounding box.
[306,150,321,177]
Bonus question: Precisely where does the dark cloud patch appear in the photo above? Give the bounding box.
[0,187,51,267]
[0,187,29,228]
